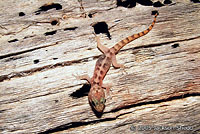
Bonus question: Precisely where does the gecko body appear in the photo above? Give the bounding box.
[77,13,158,113]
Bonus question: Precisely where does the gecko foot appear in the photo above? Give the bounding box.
[102,83,113,99]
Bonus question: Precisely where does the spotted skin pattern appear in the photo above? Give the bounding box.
[76,13,158,113]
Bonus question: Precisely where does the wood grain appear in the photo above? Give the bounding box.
[0,0,200,133]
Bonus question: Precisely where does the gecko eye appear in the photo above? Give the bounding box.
[91,99,98,106]
[100,97,106,104]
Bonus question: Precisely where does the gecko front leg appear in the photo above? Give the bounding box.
[102,83,112,96]
[73,74,91,84]
[95,36,109,54]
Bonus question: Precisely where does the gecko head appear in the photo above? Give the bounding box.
[88,85,106,113]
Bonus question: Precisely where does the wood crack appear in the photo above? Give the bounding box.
[0,55,99,82]
[0,24,32,36]
[122,35,200,52]
[109,93,200,113]
[0,84,79,105]
[38,118,115,134]
[0,42,59,60]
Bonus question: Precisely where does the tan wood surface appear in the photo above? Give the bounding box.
[0,0,200,133]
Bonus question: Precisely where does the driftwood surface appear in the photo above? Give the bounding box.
[0,0,200,133]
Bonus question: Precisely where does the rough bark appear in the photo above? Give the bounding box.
[0,0,200,134]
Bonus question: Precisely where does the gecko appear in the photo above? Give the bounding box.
[75,12,158,113]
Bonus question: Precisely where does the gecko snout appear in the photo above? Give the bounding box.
[88,87,106,113]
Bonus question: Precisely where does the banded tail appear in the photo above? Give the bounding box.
[111,13,158,54]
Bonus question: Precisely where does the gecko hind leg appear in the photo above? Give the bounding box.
[112,54,128,74]
[95,36,109,54]
[112,54,125,68]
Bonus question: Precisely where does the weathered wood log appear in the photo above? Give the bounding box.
[0,0,200,133]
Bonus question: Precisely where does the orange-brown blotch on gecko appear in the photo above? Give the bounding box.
[74,12,158,113]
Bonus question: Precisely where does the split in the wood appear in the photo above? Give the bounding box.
[35,3,62,15]
[8,39,18,43]
[44,30,57,36]
[64,27,78,31]
[111,93,200,112]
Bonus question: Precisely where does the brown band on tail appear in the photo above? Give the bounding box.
[111,13,158,54]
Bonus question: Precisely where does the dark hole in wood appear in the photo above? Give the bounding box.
[164,0,172,4]
[44,30,57,36]
[152,10,159,15]
[87,48,92,50]
[33,59,40,64]
[8,39,18,43]
[171,43,180,48]
[64,27,78,31]
[88,12,97,18]
[19,12,25,16]
[53,58,58,60]
[117,0,154,7]
[114,19,121,22]
[153,1,165,7]
[54,100,59,103]
[35,3,62,15]
[92,22,111,39]
[117,0,136,8]
[23,35,35,39]
[136,0,153,6]
[70,84,90,98]
[0,109,8,113]
[88,13,93,18]
[51,20,58,25]
[190,0,200,3]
